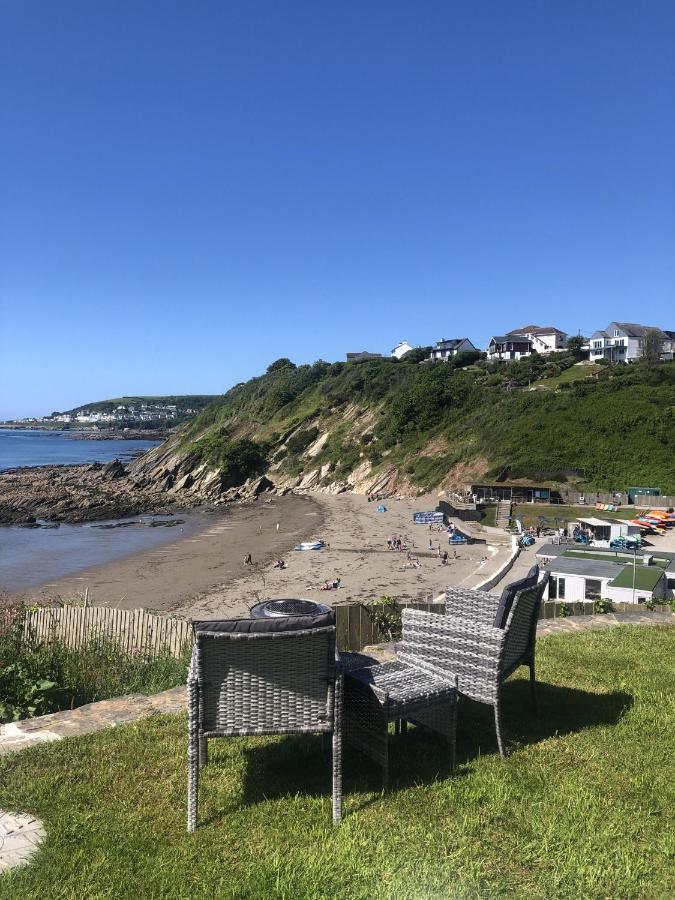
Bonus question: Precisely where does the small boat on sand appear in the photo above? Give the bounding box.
[293,540,325,551]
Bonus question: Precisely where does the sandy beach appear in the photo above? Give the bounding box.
[18,491,515,618]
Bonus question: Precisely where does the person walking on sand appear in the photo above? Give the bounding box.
[276,522,280,532]
[244,553,253,566]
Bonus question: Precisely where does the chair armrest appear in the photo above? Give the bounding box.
[444,587,500,623]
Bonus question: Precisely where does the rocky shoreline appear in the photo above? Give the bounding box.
[0,461,176,525]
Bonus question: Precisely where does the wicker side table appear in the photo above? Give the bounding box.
[343,659,458,790]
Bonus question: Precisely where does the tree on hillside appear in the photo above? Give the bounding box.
[266,358,296,373]
[640,329,663,364]
[402,346,432,364]
[566,335,586,360]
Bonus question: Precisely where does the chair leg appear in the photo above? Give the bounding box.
[199,736,208,767]
[494,698,507,758]
[529,661,539,716]
[332,675,343,824]
[187,720,199,833]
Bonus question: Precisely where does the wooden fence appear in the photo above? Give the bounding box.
[333,599,672,651]
[1,605,192,659]
[1,599,670,658]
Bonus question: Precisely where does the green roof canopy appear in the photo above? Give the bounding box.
[609,566,664,591]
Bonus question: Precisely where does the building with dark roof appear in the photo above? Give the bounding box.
[429,337,478,361]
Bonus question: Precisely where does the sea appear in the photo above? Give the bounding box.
[0,428,194,593]
[0,428,162,471]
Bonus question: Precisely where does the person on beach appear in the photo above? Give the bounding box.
[428,539,433,552]
[442,550,448,565]
[244,553,253,566]
[276,522,280,532]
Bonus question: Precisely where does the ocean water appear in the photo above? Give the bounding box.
[0,513,209,592]
[0,428,175,592]
[0,428,162,471]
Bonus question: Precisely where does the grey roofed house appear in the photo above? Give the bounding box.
[589,321,671,362]
[506,324,567,337]
[544,557,623,579]
[429,337,478,361]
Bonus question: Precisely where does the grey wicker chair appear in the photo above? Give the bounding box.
[396,570,548,757]
[187,612,342,832]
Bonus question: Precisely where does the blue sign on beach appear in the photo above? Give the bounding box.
[413,511,444,524]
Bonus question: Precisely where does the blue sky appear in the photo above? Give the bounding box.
[1,1,674,418]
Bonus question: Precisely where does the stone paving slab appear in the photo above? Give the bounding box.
[0,811,45,873]
[0,686,185,756]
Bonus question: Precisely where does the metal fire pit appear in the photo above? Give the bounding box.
[250,598,331,618]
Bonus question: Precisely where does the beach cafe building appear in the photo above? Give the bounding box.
[574,516,642,548]
[537,545,674,605]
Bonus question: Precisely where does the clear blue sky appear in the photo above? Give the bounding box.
[1,1,674,418]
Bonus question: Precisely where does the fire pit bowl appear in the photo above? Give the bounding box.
[250,598,331,619]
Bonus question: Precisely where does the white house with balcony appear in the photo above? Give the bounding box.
[588,322,670,363]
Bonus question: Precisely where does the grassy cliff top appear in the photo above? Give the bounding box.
[175,354,675,495]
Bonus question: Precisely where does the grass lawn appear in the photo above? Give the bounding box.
[535,363,604,389]
[512,504,639,529]
[1,626,673,899]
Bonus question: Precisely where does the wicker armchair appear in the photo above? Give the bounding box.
[397,571,548,757]
[187,612,342,832]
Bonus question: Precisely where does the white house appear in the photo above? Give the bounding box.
[506,325,568,354]
[588,322,670,363]
[391,341,414,360]
[429,338,478,361]
[536,546,674,605]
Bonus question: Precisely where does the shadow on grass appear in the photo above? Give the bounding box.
[200,680,632,818]
[455,679,633,762]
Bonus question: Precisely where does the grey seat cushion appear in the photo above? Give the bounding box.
[192,610,335,635]
[493,565,540,629]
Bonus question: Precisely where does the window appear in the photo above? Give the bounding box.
[549,577,565,600]
[614,329,620,337]
[585,579,602,600]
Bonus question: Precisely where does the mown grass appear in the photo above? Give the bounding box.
[536,363,604,389]
[1,625,673,899]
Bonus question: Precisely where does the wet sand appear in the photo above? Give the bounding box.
[17,492,514,618]
[18,495,324,612]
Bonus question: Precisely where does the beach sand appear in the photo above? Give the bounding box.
[21,492,514,618]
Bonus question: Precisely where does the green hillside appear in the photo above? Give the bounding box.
[55,395,218,416]
[176,354,675,495]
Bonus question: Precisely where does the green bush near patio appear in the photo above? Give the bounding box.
[0,607,189,723]
[0,625,673,899]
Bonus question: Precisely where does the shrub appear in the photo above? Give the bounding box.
[285,426,320,455]
[362,596,402,642]
[593,598,614,615]
[0,604,189,723]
